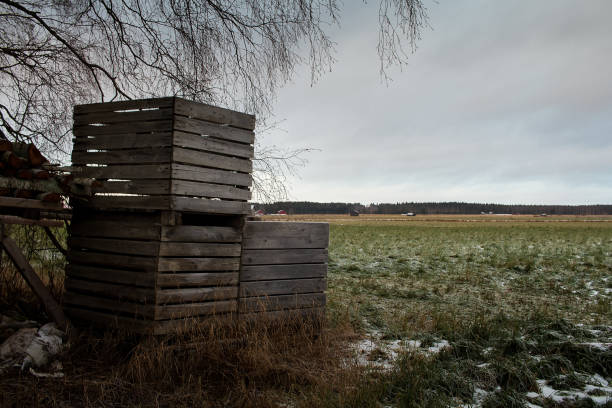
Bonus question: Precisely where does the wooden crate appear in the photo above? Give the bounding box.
[64,209,243,334]
[72,97,254,215]
[238,221,329,320]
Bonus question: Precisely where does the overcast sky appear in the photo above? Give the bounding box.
[261,0,612,205]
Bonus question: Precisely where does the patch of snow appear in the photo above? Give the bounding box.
[531,379,612,405]
[578,342,611,351]
[427,340,450,354]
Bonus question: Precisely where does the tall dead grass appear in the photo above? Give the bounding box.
[0,225,367,407]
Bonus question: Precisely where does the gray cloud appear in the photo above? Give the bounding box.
[262,0,612,204]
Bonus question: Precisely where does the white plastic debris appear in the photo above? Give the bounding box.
[0,322,65,376]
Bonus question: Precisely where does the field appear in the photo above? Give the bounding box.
[0,214,611,407]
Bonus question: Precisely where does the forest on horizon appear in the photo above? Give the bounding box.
[254,201,612,215]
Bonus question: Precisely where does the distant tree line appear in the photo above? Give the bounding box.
[254,201,612,215]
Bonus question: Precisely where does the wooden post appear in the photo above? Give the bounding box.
[1,235,68,331]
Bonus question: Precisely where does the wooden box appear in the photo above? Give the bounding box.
[64,210,243,334]
[71,97,254,215]
[238,221,329,319]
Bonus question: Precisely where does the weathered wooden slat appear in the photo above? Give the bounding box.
[66,264,156,287]
[157,257,240,272]
[172,164,251,187]
[0,196,64,211]
[96,180,171,195]
[64,307,155,333]
[69,250,157,271]
[75,164,172,180]
[173,116,255,145]
[73,108,173,126]
[63,291,155,318]
[241,249,328,265]
[0,215,63,227]
[171,197,251,214]
[171,180,250,200]
[240,278,326,297]
[174,98,256,131]
[80,196,171,210]
[161,225,241,243]
[72,210,160,225]
[243,222,330,249]
[157,272,239,287]
[158,242,240,257]
[172,147,252,173]
[239,293,326,313]
[173,131,253,158]
[240,307,325,323]
[65,278,156,303]
[73,120,173,136]
[69,237,159,256]
[70,221,160,240]
[72,147,172,165]
[155,300,237,320]
[157,286,238,304]
[2,237,68,330]
[240,264,327,282]
[74,97,174,115]
[73,133,172,150]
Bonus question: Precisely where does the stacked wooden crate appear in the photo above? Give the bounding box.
[239,221,329,319]
[64,97,254,334]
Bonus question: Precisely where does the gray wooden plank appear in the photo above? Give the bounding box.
[239,278,326,297]
[172,164,251,187]
[73,120,173,136]
[157,286,238,304]
[78,196,171,210]
[243,222,329,249]
[66,264,156,287]
[157,272,239,287]
[239,264,327,282]
[73,108,173,126]
[155,300,237,320]
[241,249,328,265]
[70,221,160,240]
[69,250,157,271]
[157,257,240,272]
[73,133,172,150]
[171,180,250,200]
[0,197,64,211]
[96,180,171,195]
[64,307,156,333]
[173,131,253,158]
[239,293,326,313]
[172,147,252,173]
[65,278,156,303]
[63,291,155,318]
[174,98,256,131]
[171,197,251,214]
[72,147,172,165]
[158,242,241,257]
[74,97,174,114]
[173,116,255,144]
[69,237,159,256]
[74,164,171,180]
[161,225,241,243]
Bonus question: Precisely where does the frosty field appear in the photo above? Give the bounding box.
[289,215,612,407]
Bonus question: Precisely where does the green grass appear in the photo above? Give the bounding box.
[1,219,611,407]
[321,221,612,407]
